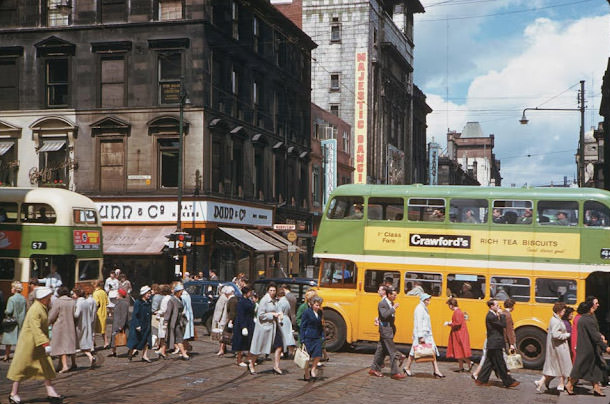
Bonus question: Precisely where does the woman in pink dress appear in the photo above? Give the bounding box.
[445,298,473,372]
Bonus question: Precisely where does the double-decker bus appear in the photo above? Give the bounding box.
[314,184,610,368]
[0,188,103,296]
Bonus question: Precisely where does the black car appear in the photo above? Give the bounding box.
[184,280,241,335]
[252,277,317,306]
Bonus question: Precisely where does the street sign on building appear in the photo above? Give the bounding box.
[273,223,296,231]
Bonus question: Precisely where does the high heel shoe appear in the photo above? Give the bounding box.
[157,352,167,360]
[248,361,257,375]
[467,361,475,372]
[272,368,283,375]
[141,357,152,363]
[180,355,190,361]
[8,395,21,404]
[47,395,65,404]
[433,372,446,379]
[403,368,412,377]
[565,382,575,395]
[593,389,606,397]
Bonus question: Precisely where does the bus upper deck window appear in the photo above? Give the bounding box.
[0,202,18,223]
[74,208,98,225]
[368,197,404,221]
[21,203,56,223]
[450,198,488,224]
[326,196,364,220]
[492,200,533,225]
[584,201,610,227]
[408,198,445,222]
[537,200,578,226]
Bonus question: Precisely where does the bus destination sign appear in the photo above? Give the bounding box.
[73,230,101,250]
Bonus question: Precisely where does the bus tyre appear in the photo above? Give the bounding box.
[515,326,546,369]
[323,310,347,352]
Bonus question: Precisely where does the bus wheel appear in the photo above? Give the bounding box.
[323,310,347,352]
[515,326,546,369]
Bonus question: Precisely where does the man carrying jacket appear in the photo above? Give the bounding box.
[369,287,405,380]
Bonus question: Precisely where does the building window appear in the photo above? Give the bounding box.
[0,140,17,186]
[158,138,179,188]
[252,80,259,106]
[158,53,182,105]
[231,141,243,197]
[231,0,239,40]
[159,0,182,20]
[0,59,18,110]
[212,138,223,193]
[330,73,340,91]
[99,138,125,192]
[39,138,68,185]
[342,130,350,154]
[101,0,126,23]
[100,57,126,108]
[330,24,341,42]
[0,0,17,27]
[231,68,238,95]
[46,59,70,108]
[312,166,320,204]
[254,147,264,200]
[253,16,260,53]
[329,104,339,116]
[47,0,70,26]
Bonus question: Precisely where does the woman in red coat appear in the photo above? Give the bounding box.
[445,298,473,372]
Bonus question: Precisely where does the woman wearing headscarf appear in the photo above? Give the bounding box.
[212,286,233,356]
[127,286,152,363]
[164,284,190,360]
[48,286,77,373]
[403,293,444,378]
[108,288,130,358]
[92,279,109,349]
[232,286,256,373]
[566,298,610,396]
[535,302,572,392]
[277,287,296,358]
[73,287,96,368]
[2,281,27,361]
[300,295,325,381]
[445,297,472,372]
[250,283,284,374]
[7,287,63,404]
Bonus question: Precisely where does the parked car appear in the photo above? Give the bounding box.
[184,280,241,335]
[252,277,317,307]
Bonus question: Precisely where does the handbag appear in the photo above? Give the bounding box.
[114,330,127,347]
[2,317,17,329]
[506,350,523,370]
[293,344,310,369]
[413,343,436,363]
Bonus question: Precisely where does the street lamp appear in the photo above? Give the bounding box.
[519,80,585,186]
[177,77,191,232]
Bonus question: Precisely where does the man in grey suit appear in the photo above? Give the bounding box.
[369,287,406,380]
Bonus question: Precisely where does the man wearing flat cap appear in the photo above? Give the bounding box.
[7,287,64,404]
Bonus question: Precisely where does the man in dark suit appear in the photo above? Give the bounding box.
[475,299,519,388]
[369,287,405,380]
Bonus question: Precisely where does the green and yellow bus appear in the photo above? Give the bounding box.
[314,184,610,368]
[0,188,103,297]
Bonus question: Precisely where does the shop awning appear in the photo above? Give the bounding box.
[218,227,281,252]
[102,225,176,255]
[39,139,66,152]
[0,142,13,156]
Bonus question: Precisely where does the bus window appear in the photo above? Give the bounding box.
[447,274,485,299]
[490,276,530,302]
[367,198,404,221]
[492,200,533,225]
[535,278,577,304]
[21,203,56,223]
[78,260,100,281]
[74,208,98,225]
[584,201,610,227]
[537,201,578,226]
[0,258,15,279]
[408,198,445,222]
[364,270,400,293]
[0,202,18,223]
[320,260,357,287]
[405,272,442,297]
[449,198,488,224]
[326,196,364,220]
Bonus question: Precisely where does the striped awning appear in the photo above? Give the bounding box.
[0,141,14,156]
[39,139,66,152]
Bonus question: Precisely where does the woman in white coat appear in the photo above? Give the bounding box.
[403,293,445,378]
[277,287,296,357]
[535,302,572,392]
[73,287,96,368]
[249,283,284,374]
[213,286,233,356]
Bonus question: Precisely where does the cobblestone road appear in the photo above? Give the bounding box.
[0,324,607,404]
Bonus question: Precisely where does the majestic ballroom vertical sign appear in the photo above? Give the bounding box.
[354,51,368,184]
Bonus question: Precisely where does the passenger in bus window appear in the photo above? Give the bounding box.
[38,264,62,295]
[518,208,533,224]
[494,286,509,301]
[463,209,477,224]
[585,211,602,227]
[431,209,445,221]
[492,208,506,224]
[406,281,424,297]
[346,203,363,219]
[459,283,474,299]
[554,212,569,226]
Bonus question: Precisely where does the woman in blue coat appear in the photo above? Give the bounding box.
[300,295,325,381]
[232,286,257,374]
[127,286,153,362]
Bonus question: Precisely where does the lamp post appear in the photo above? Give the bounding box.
[176,77,190,231]
[519,80,585,186]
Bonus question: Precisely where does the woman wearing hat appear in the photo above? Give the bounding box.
[7,287,64,404]
[164,284,190,360]
[403,293,444,378]
[126,286,152,362]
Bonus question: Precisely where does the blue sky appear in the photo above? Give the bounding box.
[414,0,610,186]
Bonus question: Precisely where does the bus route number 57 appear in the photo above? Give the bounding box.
[31,241,47,250]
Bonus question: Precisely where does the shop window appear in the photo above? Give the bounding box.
[492,200,533,225]
[0,259,15,280]
[367,197,404,221]
[158,138,179,188]
[158,53,182,105]
[0,59,18,109]
[78,260,100,281]
[326,196,364,220]
[159,0,183,20]
[21,203,56,223]
[0,202,18,223]
[537,200,578,226]
[405,272,442,297]
[38,138,68,185]
[319,260,357,287]
[490,276,530,302]
[47,0,70,26]
[584,200,610,227]
[0,140,17,186]
[100,57,126,107]
[46,59,70,107]
[447,273,485,299]
[330,73,340,91]
[408,198,445,222]
[364,269,400,293]
[535,278,577,304]
[101,0,126,23]
[450,198,488,224]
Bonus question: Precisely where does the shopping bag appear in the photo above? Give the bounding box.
[413,343,436,363]
[114,330,127,347]
[293,345,310,369]
[506,351,523,370]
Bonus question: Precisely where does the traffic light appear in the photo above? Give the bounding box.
[163,232,192,256]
